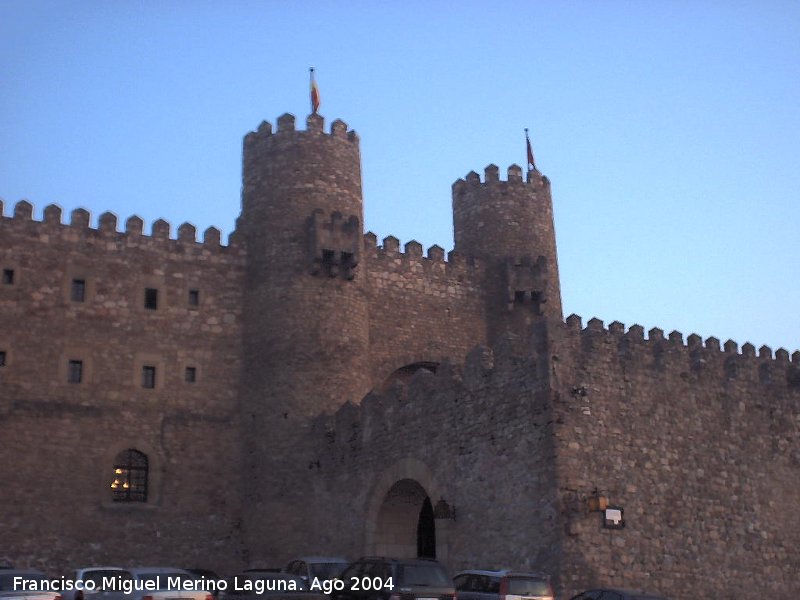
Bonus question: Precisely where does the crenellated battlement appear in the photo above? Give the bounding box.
[452,164,550,191]
[0,198,239,252]
[362,231,484,278]
[560,313,800,389]
[243,112,359,147]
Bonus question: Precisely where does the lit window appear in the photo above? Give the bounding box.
[111,449,148,502]
[185,366,197,383]
[71,279,86,302]
[2,269,14,285]
[144,288,158,310]
[68,359,83,384]
[142,365,156,389]
[188,289,200,307]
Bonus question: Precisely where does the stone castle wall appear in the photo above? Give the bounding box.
[305,319,800,598]
[0,201,246,573]
[1,111,798,600]
[549,316,800,597]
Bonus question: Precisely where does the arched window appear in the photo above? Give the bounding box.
[110,449,148,502]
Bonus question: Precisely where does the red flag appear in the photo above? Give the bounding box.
[310,68,320,114]
[525,128,536,171]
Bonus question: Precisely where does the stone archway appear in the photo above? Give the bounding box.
[374,479,435,558]
[365,458,451,562]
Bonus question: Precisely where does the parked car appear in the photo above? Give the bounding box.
[453,570,553,600]
[569,590,668,600]
[220,572,326,600]
[61,567,129,600]
[0,569,61,600]
[92,567,213,600]
[283,558,348,584]
[332,557,454,600]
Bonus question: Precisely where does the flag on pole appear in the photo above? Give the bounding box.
[310,67,320,114]
[525,128,537,171]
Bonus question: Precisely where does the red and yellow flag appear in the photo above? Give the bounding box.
[310,67,320,114]
[525,128,536,171]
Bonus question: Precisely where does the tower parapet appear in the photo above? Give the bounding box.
[452,164,562,342]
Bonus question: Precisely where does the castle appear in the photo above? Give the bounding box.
[1,111,798,599]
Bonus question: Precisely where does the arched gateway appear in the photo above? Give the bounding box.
[365,459,451,561]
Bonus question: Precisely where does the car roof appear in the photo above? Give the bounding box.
[357,557,443,565]
[585,589,667,599]
[288,557,348,563]
[454,570,549,579]
[76,567,126,572]
[128,567,192,574]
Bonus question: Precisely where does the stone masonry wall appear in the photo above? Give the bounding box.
[549,316,800,599]
[298,336,564,583]
[0,200,245,574]
[363,234,488,389]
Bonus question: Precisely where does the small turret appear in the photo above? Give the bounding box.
[452,164,562,341]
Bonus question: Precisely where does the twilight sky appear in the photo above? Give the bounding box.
[1,1,798,352]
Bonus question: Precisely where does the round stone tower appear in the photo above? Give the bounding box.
[452,164,563,341]
[238,112,371,561]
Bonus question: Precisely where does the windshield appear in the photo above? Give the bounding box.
[0,574,49,591]
[84,571,132,589]
[398,565,450,587]
[240,574,308,591]
[507,578,551,596]
[309,564,347,580]
[136,573,193,590]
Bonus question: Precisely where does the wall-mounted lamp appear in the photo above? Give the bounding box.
[433,497,456,521]
[586,488,608,512]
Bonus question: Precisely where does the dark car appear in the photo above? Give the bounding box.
[221,572,327,600]
[569,589,668,600]
[332,557,453,600]
[283,558,348,585]
[453,570,553,600]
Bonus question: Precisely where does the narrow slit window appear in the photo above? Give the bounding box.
[0,351,6,367]
[185,366,197,383]
[144,288,158,310]
[142,365,156,389]
[188,289,200,307]
[2,269,14,285]
[68,359,83,384]
[71,278,86,302]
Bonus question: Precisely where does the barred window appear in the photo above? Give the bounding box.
[111,449,148,502]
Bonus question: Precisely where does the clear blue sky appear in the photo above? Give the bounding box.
[2,1,798,352]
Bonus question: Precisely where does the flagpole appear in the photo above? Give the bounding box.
[309,67,316,114]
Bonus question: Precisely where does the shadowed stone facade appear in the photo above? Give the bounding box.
[1,111,798,599]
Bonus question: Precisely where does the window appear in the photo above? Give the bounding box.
[188,289,200,307]
[185,366,197,383]
[2,269,14,285]
[142,365,156,389]
[144,288,158,310]
[68,359,83,384]
[0,351,6,367]
[71,278,86,302]
[111,449,148,502]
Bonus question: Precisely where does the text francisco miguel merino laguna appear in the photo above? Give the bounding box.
[12,575,395,595]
